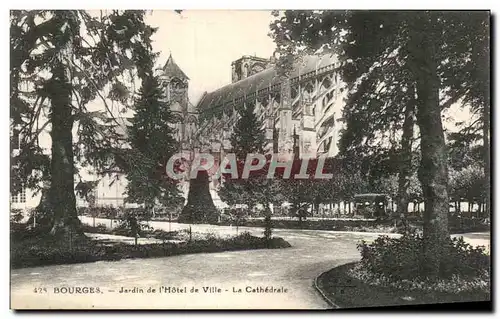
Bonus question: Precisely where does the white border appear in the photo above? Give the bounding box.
[2,2,498,319]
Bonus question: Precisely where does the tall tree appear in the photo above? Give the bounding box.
[10,10,156,237]
[125,65,183,213]
[230,101,267,160]
[269,10,489,278]
[218,101,270,211]
[440,12,490,216]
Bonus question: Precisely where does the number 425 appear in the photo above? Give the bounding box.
[33,287,47,293]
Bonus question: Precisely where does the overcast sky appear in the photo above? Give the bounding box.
[145,10,277,104]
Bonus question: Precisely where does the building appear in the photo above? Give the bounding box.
[10,128,36,211]
[10,54,198,212]
[11,51,476,214]
[195,54,346,206]
[94,54,198,208]
[10,52,347,212]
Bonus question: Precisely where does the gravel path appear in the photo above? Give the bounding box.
[10,217,489,310]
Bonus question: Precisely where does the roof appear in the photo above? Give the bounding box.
[197,54,338,111]
[163,54,189,80]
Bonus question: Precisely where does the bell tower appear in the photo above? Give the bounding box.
[158,53,197,152]
[231,55,270,83]
[160,54,190,111]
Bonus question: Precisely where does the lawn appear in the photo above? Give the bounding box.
[10,224,291,269]
[316,262,491,309]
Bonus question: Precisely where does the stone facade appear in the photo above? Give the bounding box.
[10,53,346,211]
[159,54,198,154]
[91,54,199,208]
[196,54,346,206]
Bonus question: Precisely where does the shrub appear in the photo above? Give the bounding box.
[267,237,292,249]
[348,263,490,294]
[81,223,108,234]
[148,229,178,241]
[113,212,153,242]
[10,209,24,224]
[357,232,490,282]
[204,231,220,242]
[11,231,292,269]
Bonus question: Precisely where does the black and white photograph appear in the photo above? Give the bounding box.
[9,8,491,310]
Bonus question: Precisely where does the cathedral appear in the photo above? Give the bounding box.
[159,54,199,153]
[11,52,346,212]
[193,54,346,207]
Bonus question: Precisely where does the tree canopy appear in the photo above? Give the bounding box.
[10,10,158,235]
[269,10,490,278]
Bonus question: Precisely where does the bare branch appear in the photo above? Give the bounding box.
[67,57,123,127]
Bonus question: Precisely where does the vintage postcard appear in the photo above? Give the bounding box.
[10,9,491,310]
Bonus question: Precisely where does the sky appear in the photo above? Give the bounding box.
[146,10,278,104]
[20,9,476,156]
[142,10,474,132]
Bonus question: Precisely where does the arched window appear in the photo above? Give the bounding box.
[170,78,185,90]
[243,64,250,78]
[260,96,269,107]
[251,63,265,74]
[188,115,197,140]
[322,77,332,89]
[305,82,314,94]
[324,136,332,153]
[274,93,281,104]
[163,82,171,101]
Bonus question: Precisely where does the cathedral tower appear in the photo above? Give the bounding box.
[158,54,198,152]
[231,55,270,82]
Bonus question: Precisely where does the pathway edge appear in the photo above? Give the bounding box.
[313,269,341,309]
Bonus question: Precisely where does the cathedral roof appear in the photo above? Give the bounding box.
[163,54,189,80]
[197,54,337,111]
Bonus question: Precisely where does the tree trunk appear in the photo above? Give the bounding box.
[410,13,450,278]
[179,170,218,224]
[483,87,490,218]
[48,63,82,237]
[478,13,491,218]
[396,93,415,220]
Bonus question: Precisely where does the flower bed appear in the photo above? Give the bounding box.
[316,262,491,309]
[316,232,491,309]
[357,233,490,281]
[348,263,489,294]
[11,230,291,269]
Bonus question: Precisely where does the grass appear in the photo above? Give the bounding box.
[317,262,491,309]
[10,225,291,269]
